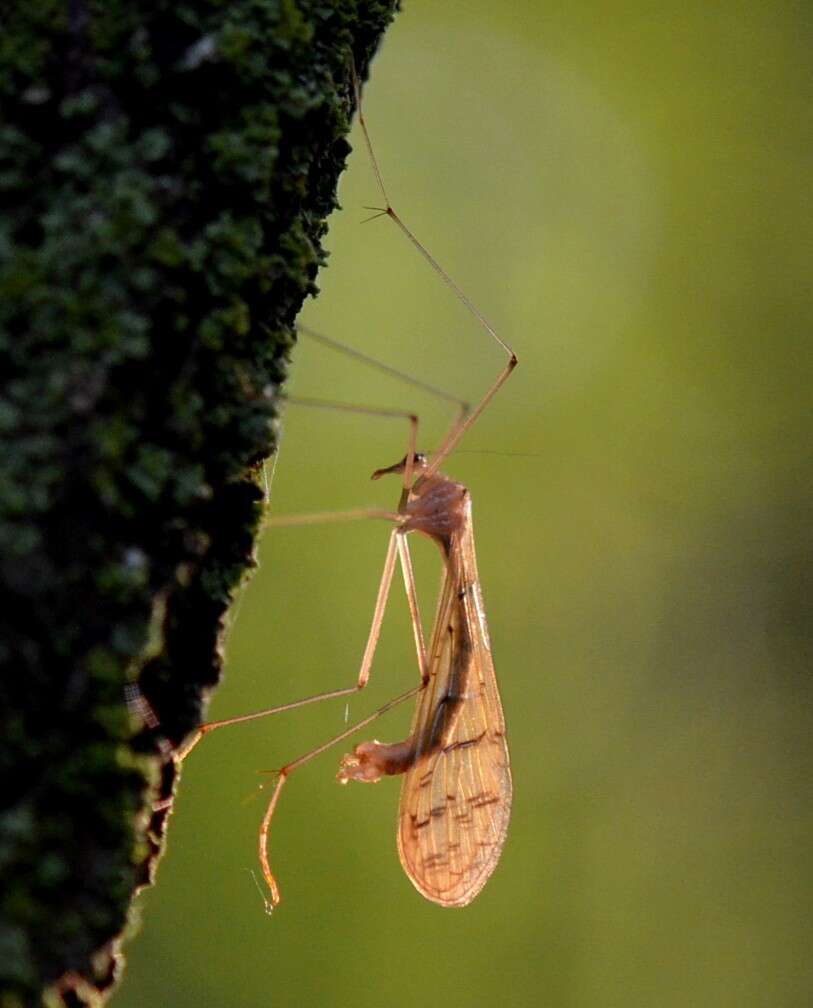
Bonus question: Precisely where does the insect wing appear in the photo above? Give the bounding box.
[397,512,512,907]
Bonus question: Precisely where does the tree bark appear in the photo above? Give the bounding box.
[0,2,399,1004]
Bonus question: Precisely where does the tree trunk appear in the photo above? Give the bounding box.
[0,2,399,1004]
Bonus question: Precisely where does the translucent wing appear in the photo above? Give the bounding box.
[397,503,512,907]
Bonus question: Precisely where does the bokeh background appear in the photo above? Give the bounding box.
[115,3,811,1006]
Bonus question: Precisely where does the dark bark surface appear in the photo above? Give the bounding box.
[0,2,398,1004]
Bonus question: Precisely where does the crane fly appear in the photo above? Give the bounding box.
[175,61,517,908]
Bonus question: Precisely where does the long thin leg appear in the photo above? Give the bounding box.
[351,65,518,479]
[176,524,403,763]
[179,346,448,765]
[396,533,429,681]
[357,528,399,689]
[294,326,469,485]
[296,325,467,414]
[266,506,400,529]
[283,393,418,493]
[258,683,421,907]
[257,535,434,905]
[419,355,516,479]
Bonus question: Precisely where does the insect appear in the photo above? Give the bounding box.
[176,64,517,908]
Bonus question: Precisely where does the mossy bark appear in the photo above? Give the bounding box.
[0,2,399,1005]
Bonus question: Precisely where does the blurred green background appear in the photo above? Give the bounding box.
[115,3,811,1006]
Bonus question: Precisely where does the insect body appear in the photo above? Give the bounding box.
[337,456,511,907]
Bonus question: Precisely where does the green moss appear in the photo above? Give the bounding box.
[0,1,399,1004]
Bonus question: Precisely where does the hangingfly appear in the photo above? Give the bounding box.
[336,452,511,907]
[175,58,517,909]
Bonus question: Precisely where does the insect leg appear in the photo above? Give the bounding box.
[258,683,421,906]
[351,64,517,479]
[175,523,403,763]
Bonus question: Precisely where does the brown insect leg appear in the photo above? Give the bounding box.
[258,684,421,906]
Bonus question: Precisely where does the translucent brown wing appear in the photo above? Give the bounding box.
[397,502,512,907]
